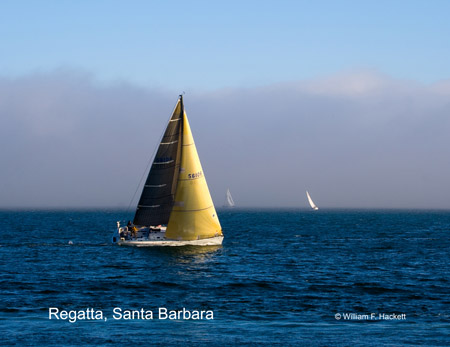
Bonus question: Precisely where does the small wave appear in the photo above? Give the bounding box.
[150,281,179,287]
[221,281,283,290]
[0,308,20,313]
[352,282,411,294]
[38,289,58,294]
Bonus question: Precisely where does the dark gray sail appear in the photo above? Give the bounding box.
[133,99,183,226]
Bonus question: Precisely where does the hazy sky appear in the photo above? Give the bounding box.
[1,1,450,209]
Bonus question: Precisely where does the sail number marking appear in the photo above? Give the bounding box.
[188,171,203,179]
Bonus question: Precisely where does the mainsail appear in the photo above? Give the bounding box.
[306,190,319,210]
[133,101,183,226]
[226,189,235,207]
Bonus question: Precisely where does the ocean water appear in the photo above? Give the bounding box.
[0,209,449,346]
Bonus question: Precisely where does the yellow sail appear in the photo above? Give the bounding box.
[165,109,223,241]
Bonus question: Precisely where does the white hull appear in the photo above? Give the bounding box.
[112,225,223,247]
[116,236,224,247]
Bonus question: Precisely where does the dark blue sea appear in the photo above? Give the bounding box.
[1,209,449,346]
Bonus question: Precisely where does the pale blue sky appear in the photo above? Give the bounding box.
[1,0,450,89]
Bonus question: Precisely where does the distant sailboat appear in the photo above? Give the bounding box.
[112,95,223,246]
[225,188,235,207]
[306,191,319,210]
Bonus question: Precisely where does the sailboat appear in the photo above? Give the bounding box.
[306,190,319,210]
[225,188,235,207]
[112,95,223,246]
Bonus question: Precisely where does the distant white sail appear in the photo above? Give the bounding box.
[226,189,235,207]
[306,191,319,210]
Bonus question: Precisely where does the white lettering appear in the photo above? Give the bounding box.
[47,308,103,323]
[159,307,168,319]
[49,307,59,319]
[157,308,213,320]
[113,307,122,320]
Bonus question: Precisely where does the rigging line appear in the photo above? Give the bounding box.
[126,98,181,214]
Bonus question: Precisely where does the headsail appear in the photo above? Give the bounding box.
[306,190,319,210]
[133,100,183,226]
[166,98,223,241]
[226,189,235,207]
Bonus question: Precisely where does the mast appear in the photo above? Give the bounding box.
[179,94,184,116]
